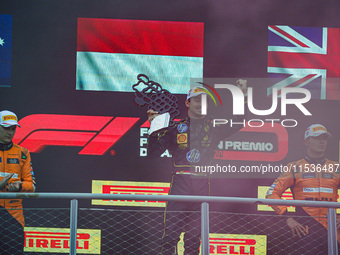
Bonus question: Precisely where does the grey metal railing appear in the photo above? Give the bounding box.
[0,192,339,255]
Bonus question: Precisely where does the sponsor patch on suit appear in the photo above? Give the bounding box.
[322,173,333,179]
[302,173,316,179]
[7,158,19,164]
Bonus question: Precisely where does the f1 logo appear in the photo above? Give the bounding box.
[13,114,139,155]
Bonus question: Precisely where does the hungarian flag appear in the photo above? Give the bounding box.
[267,25,340,100]
[76,18,204,94]
[0,15,12,87]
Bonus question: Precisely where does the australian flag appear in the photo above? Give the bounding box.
[0,15,12,87]
[267,25,340,100]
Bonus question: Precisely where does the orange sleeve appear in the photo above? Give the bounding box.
[20,150,35,192]
[265,162,295,215]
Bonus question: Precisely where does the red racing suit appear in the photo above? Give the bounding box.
[266,157,340,239]
[0,142,36,227]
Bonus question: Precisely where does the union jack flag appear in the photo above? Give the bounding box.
[267,25,340,100]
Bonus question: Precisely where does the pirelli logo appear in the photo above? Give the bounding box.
[194,88,205,93]
[92,180,170,207]
[24,227,101,254]
[312,126,327,132]
[3,115,17,121]
[177,233,267,254]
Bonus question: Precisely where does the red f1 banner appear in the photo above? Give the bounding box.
[13,114,139,155]
[13,114,288,161]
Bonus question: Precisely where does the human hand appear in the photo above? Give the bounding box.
[236,79,247,95]
[147,109,159,122]
[286,217,308,238]
[0,173,14,189]
[8,181,23,192]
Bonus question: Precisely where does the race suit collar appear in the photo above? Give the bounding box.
[0,141,13,151]
[304,156,326,165]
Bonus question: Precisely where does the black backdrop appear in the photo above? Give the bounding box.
[1,0,339,215]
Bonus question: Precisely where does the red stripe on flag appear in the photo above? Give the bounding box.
[326,28,340,77]
[268,51,337,71]
[269,25,309,47]
[324,28,340,100]
[77,18,204,57]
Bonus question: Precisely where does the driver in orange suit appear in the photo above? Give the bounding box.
[266,124,340,254]
[0,110,36,254]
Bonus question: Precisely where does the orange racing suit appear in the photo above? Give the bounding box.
[266,157,340,240]
[0,142,36,227]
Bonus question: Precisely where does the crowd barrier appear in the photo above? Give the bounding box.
[0,193,339,255]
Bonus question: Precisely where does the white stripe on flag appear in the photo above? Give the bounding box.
[76,52,203,94]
